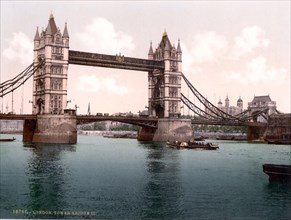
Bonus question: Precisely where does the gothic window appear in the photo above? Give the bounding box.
[154,87,160,98]
[169,76,178,84]
[54,96,58,108]
[55,34,61,44]
[51,96,54,108]
[170,61,177,71]
[172,102,177,112]
[169,87,177,97]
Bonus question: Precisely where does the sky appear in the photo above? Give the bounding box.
[1,0,290,115]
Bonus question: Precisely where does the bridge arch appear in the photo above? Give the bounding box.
[76,115,158,129]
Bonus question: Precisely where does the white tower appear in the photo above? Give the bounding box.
[148,32,182,118]
[33,14,69,115]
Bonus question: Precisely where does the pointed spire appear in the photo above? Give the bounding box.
[34,27,40,41]
[46,22,52,35]
[63,22,69,38]
[148,41,153,55]
[164,39,171,51]
[177,39,182,53]
[46,13,57,35]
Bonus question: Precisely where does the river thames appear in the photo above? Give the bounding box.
[0,134,290,219]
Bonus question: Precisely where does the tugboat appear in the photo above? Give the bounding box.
[263,164,291,183]
[166,140,219,150]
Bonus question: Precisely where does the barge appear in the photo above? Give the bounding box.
[263,164,291,183]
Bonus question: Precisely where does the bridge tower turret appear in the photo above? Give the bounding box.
[237,96,243,112]
[225,96,230,114]
[148,31,182,118]
[32,13,69,115]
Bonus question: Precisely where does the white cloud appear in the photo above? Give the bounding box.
[191,31,227,62]
[226,56,287,84]
[76,17,135,54]
[3,32,33,65]
[78,74,131,95]
[232,26,270,58]
[182,31,227,72]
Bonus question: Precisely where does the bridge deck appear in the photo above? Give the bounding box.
[0,114,37,120]
[69,50,164,72]
[0,114,265,128]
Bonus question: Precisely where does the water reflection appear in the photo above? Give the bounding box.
[140,142,184,219]
[23,143,75,217]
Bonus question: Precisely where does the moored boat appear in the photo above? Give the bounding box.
[0,137,16,142]
[265,139,291,145]
[263,164,291,183]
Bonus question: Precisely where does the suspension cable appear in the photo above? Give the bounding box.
[181,93,220,120]
[0,60,44,97]
[181,73,244,122]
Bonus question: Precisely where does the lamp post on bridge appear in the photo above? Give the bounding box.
[29,100,34,114]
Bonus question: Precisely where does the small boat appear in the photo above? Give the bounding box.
[0,137,16,142]
[263,164,291,183]
[265,139,291,145]
[186,141,219,150]
[166,141,219,150]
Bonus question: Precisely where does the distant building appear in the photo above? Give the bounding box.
[247,95,277,122]
[217,96,244,116]
[0,120,23,133]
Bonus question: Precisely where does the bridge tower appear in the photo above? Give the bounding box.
[148,32,182,118]
[33,13,69,115]
[138,32,193,141]
[23,14,76,144]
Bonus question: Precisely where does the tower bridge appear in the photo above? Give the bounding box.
[1,14,279,144]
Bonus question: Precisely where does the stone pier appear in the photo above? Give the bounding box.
[138,118,194,142]
[23,114,77,144]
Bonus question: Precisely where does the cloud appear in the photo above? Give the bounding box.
[226,56,287,84]
[2,32,33,65]
[182,31,227,72]
[76,17,135,54]
[78,74,131,95]
[232,26,270,58]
